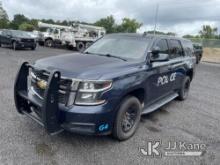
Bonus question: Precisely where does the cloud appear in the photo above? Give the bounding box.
[2,0,220,35]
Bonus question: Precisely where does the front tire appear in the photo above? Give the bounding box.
[177,76,191,101]
[45,39,53,47]
[31,45,36,50]
[113,96,141,141]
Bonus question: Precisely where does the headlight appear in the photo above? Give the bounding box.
[74,80,112,106]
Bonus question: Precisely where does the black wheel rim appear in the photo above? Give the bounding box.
[121,105,138,133]
[46,41,52,47]
[78,43,84,51]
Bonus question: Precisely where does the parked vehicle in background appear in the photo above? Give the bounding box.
[27,30,41,43]
[14,33,196,140]
[193,43,203,64]
[0,29,37,50]
[38,21,106,51]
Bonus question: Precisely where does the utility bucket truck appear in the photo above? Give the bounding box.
[38,21,106,51]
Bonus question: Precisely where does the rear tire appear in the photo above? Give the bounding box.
[177,76,191,101]
[76,42,85,52]
[45,39,53,47]
[198,54,202,63]
[113,96,141,141]
[31,45,36,50]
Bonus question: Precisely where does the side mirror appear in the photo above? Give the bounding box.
[150,53,169,62]
[151,46,160,55]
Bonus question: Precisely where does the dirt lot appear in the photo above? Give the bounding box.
[202,48,220,63]
[0,46,220,165]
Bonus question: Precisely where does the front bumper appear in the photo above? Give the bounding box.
[16,41,36,48]
[14,62,115,135]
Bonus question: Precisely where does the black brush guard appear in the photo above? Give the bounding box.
[14,62,63,135]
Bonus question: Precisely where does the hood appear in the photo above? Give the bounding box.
[34,53,143,80]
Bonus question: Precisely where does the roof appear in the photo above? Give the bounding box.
[105,33,189,41]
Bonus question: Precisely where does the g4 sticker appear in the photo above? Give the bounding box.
[99,123,109,132]
[157,72,177,86]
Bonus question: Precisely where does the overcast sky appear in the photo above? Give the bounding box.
[2,0,220,36]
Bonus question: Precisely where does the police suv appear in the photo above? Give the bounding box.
[14,33,196,140]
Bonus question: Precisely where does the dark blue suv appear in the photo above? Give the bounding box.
[14,33,196,140]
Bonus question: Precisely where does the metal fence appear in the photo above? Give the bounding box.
[189,38,220,48]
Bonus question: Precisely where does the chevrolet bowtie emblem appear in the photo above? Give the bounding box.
[36,80,47,90]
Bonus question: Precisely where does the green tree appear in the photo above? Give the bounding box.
[116,18,142,33]
[199,25,218,39]
[183,34,194,38]
[146,30,175,36]
[94,15,116,33]
[9,14,29,29]
[19,22,35,31]
[29,19,38,28]
[41,19,55,24]
[0,18,9,28]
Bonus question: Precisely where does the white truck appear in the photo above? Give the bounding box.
[38,22,106,51]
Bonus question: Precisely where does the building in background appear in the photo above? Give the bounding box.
[0,1,8,20]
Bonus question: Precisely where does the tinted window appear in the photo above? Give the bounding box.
[169,39,184,58]
[155,39,169,54]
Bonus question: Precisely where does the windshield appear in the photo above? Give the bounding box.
[84,36,149,60]
[11,30,31,38]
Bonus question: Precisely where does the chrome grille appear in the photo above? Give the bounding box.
[30,69,74,105]
[21,38,35,43]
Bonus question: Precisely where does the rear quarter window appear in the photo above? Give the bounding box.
[181,40,194,56]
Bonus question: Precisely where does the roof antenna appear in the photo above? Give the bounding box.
[153,4,159,35]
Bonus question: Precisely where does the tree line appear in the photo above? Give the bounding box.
[0,13,219,39]
[183,25,219,39]
[0,14,142,33]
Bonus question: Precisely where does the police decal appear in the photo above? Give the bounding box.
[157,72,177,86]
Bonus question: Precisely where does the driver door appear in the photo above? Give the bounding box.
[146,39,173,105]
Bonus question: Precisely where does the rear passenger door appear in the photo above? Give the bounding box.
[167,39,185,91]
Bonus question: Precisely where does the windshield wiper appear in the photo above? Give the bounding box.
[84,52,127,61]
[102,54,127,61]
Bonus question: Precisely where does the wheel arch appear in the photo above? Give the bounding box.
[186,69,194,81]
[45,37,53,41]
[121,88,145,105]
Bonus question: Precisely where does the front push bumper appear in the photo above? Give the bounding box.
[14,62,114,135]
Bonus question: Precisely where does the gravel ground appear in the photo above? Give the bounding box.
[0,46,220,165]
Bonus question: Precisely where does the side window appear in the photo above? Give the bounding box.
[155,39,169,54]
[169,39,184,58]
[182,40,193,56]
